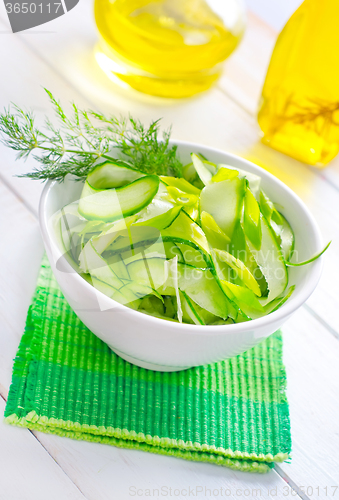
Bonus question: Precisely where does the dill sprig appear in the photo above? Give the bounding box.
[0,89,183,181]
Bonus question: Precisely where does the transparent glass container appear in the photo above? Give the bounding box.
[258,0,339,167]
[94,0,245,98]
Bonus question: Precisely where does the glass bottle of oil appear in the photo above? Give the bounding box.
[258,0,339,167]
[94,0,245,98]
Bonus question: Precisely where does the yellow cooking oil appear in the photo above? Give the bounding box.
[94,0,245,98]
[258,0,339,167]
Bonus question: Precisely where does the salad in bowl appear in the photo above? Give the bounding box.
[0,93,328,370]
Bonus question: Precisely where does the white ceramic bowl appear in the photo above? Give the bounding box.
[39,141,323,371]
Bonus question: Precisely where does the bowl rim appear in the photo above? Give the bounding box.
[39,140,324,336]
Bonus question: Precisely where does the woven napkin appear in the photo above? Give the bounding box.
[4,256,291,473]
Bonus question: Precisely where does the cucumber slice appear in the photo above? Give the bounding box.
[191,153,214,185]
[201,211,230,250]
[127,257,229,319]
[177,265,229,320]
[270,213,295,261]
[166,187,199,208]
[87,161,143,189]
[259,190,283,225]
[247,215,288,305]
[180,290,223,325]
[182,164,204,189]
[163,296,177,318]
[78,175,159,222]
[139,295,165,316]
[217,165,261,198]
[79,240,123,289]
[112,286,142,310]
[243,188,262,250]
[121,282,163,302]
[211,167,239,182]
[103,226,161,257]
[90,215,138,254]
[221,281,265,319]
[165,256,183,323]
[135,184,175,223]
[179,290,205,325]
[91,276,114,292]
[163,241,184,262]
[286,241,331,267]
[263,285,295,315]
[200,177,246,239]
[176,243,206,268]
[160,176,201,195]
[127,257,167,291]
[104,254,130,280]
[133,205,182,230]
[213,248,261,297]
[120,241,184,265]
[162,211,210,255]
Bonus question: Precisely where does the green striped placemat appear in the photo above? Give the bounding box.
[4,256,291,473]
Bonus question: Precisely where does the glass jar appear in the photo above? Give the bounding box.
[94,0,245,98]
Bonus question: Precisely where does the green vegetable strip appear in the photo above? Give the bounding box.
[285,241,331,267]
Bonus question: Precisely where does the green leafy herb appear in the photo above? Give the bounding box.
[0,89,183,181]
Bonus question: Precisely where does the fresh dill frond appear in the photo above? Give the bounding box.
[0,89,183,181]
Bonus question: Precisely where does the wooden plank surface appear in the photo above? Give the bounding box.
[0,1,339,499]
[0,396,86,500]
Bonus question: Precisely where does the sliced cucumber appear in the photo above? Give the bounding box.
[176,242,206,268]
[139,295,165,316]
[163,296,177,318]
[270,212,295,261]
[212,248,261,297]
[91,215,138,254]
[87,161,143,189]
[133,205,182,230]
[201,211,230,250]
[211,167,239,182]
[182,162,202,187]
[191,153,214,185]
[127,257,229,319]
[161,210,210,255]
[259,190,283,225]
[263,285,295,315]
[104,254,130,280]
[79,240,123,289]
[247,215,288,305]
[165,256,183,322]
[286,241,331,267]
[91,276,119,298]
[243,188,262,250]
[179,290,205,325]
[177,265,229,320]
[163,241,184,262]
[200,177,246,239]
[216,165,261,198]
[112,285,142,310]
[221,281,265,319]
[121,282,163,301]
[135,185,175,224]
[78,175,159,222]
[56,146,331,326]
[166,186,199,208]
[160,176,201,195]
[127,257,167,291]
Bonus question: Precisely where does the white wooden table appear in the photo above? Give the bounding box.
[0,1,338,499]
